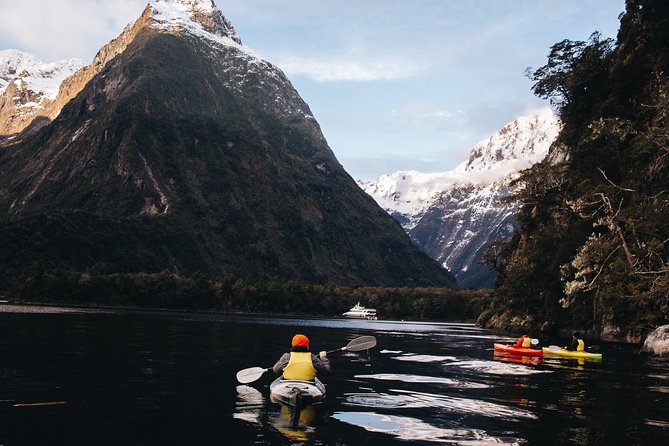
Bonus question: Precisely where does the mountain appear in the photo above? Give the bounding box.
[360,109,560,288]
[0,0,454,289]
[0,50,83,137]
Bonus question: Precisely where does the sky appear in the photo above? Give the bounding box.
[0,0,626,180]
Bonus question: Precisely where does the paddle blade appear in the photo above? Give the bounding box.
[343,335,377,352]
[236,367,268,384]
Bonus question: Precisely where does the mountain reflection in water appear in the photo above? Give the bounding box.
[0,306,667,445]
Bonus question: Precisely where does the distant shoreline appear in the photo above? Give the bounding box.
[0,301,479,324]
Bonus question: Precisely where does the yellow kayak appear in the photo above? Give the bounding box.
[542,346,602,359]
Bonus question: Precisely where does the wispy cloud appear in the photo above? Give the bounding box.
[395,101,466,130]
[277,55,422,82]
[0,0,142,61]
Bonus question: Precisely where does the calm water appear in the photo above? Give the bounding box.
[0,305,668,446]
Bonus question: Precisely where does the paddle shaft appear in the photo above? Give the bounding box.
[236,336,377,383]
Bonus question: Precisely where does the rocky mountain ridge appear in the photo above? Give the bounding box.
[360,109,560,287]
[0,50,83,137]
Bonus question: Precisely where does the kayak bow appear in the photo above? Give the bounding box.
[542,346,602,360]
[493,343,543,357]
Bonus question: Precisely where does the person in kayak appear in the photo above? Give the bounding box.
[272,334,331,380]
[513,334,532,348]
[568,332,586,351]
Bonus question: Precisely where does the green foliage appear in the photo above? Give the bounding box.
[484,0,669,339]
[5,268,489,322]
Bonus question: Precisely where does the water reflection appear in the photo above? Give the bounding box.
[342,389,536,421]
[492,353,543,366]
[444,359,552,375]
[1,307,667,446]
[333,411,527,445]
[234,384,324,442]
[355,373,489,389]
[270,405,320,442]
[391,354,459,362]
[234,385,263,424]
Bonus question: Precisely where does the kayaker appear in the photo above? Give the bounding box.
[272,334,331,380]
[513,334,532,348]
[568,332,586,351]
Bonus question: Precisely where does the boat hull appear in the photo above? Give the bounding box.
[342,303,377,320]
[542,347,602,359]
[493,343,543,357]
[342,313,377,320]
[269,377,326,407]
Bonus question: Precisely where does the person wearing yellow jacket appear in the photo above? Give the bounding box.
[569,332,586,351]
[272,334,331,380]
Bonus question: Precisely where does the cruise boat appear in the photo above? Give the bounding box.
[342,302,377,320]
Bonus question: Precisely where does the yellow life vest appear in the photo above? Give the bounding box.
[283,352,317,380]
[521,336,532,348]
[576,339,585,352]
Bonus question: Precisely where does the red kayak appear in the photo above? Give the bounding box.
[493,343,542,357]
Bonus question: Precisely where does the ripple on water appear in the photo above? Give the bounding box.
[445,360,552,376]
[390,354,550,375]
[332,411,527,445]
[343,389,536,421]
[391,354,459,362]
[355,373,489,389]
[644,418,669,429]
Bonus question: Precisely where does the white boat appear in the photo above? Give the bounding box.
[342,302,377,320]
[269,377,326,407]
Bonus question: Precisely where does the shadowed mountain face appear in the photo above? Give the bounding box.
[0,5,454,288]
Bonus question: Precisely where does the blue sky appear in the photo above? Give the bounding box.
[0,0,625,179]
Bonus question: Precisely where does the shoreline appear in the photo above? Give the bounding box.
[0,301,478,325]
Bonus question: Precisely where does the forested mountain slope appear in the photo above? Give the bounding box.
[480,0,669,341]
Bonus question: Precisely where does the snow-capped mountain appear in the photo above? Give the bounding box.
[0,50,82,97]
[360,108,561,287]
[0,0,314,139]
[0,0,454,287]
[0,50,83,136]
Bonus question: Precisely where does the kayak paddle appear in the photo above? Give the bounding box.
[326,335,377,354]
[236,367,271,384]
[235,335,378,384]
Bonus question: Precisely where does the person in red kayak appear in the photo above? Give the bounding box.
[272,334,331,380]
[513,334,532,348]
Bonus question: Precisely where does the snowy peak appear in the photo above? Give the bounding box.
[358,108,562,287]
[0,49,83,99]
[149,0,243,46]
[359,170,466,220]
[359,108,560,224]
[459,108,560,177]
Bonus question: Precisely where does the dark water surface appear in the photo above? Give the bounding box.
[0,305,668,445]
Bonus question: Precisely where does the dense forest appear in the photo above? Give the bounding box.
[4,266,489,322]
[481,0,669,341]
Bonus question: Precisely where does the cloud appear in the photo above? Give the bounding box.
[396,102,466,130]
[0,0,143,61]
[276,55,422,82]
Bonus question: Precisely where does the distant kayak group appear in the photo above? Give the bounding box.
[237,329,601,434]
[494,332,603,360]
